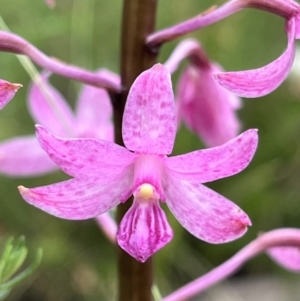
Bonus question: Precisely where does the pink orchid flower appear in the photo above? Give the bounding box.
[0,71,116,177]
[0,79,22,110]
[215,15,297,98]
[19,64,258,262]
[0,71,117,243]
[165,39,241,147]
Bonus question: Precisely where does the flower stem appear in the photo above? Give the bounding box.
[115,0,158,300]
[0,16,76,137]
[0,28,119,92]
[161,228,300,301]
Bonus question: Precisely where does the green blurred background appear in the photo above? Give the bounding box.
[0,0,300,300]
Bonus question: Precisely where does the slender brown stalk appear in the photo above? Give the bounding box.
[114,1,158,301]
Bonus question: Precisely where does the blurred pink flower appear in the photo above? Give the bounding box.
[165,39,241,147]
[44,0,55,8]
[0,71,118,243]
[0,79,22,110]
[19,64,258,262]
[0,71,116,177]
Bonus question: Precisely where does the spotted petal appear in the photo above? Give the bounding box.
[0,79,22,109]
[163,173,251,243]
[122,64,176,155]
[36,125,137,180]
[19,164,134,220]
[214,18,296,98]
[117,199,173,262]
[166,129,258,183]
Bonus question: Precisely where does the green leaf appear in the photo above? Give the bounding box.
[0,288,10,300]
[0,237,14,284]
[0,236,43,300]
[1,236,28,283]
[152,284,162,301]
[0,248,43,291]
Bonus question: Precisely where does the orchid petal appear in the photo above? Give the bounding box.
[267,247,300,272]
[166,129,258,183]
[122,64,176,155]
[213,63,242,110]
[95,212,117,243]
[177,64,241,147]
[36,125,137,180]
[163,174,251,243]
[28,73,76,136]
[117,199,173,262]
[214,18,296,98]
[164,38,210,74]
[19,164,134,220]
[75,69,117,141]
[0,80,22,109]
[0,136,57,176]
[295,13,300,39]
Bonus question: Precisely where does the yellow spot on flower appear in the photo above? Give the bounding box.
[18,185,29,194]
[139,183,154,199]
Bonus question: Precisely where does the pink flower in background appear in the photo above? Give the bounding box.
[0,71,118,243]
[0,79,22,110]
[19,64,258,262]
[0,70,116,177]
[165,39,241,147]
[177,64,241,147]
[44,0,55,8]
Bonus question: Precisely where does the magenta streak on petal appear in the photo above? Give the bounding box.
[166,129,258,183]
[19,164,134,220]
[163,173,251,244]
[214,18,296,98]
[267,246,300,272]
[0,136,57,177]
[122,64,176,155]
[117,199,173,262]
[36,125,137,181]
[0,79,22,109]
